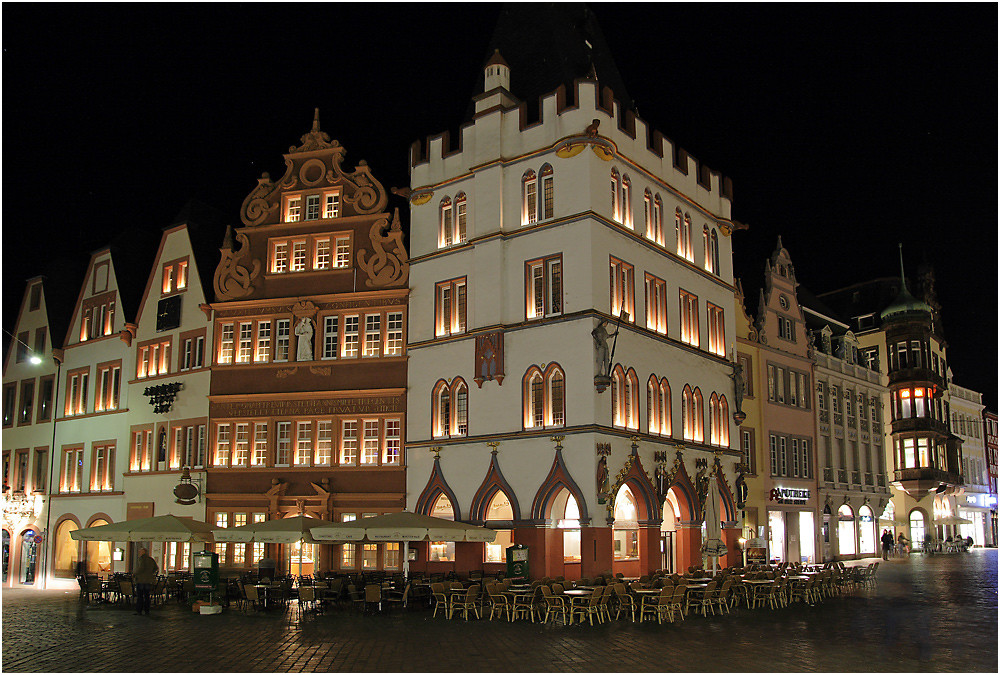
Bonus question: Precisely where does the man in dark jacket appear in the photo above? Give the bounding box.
[881,530,894,560]
[134,548,158,615]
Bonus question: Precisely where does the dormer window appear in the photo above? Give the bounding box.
[285,196,302,222]
[162,258,189,295]
[284,191,341,223]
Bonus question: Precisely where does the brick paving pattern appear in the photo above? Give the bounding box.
[2,551,996,672]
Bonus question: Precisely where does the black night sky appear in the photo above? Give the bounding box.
[3,3,996,408]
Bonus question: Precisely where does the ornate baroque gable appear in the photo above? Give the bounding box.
[239,109,388,227]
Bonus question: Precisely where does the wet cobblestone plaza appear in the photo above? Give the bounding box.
[2,552,996,673]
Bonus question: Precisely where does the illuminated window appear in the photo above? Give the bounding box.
[682,385,704,443]
[335,236,350,268]
[324,192,340,218]
[322,315,339,359]
[648,376,672,437]
[384,542,401,569]
[342,315,359,358]
[362,420,379,465]
[305,194,320,220]
[252,423,268,466]
[433,379,468,438]
[523,366,565,429]
[613,485,639,560]
[611,169,621,223]
[64,369,89,416]
[522,171,537,225]
[236,323,252,363]
[285,196,301,222]
[645,274,667,334]
[710,393,730,447]
[384,419,401,465]
[91,444,115,492]
[385,312,403,356]
[645,193,664,246]
[439,197,454,246]
[676,210,693,262]
[95,363,121,412]
[680,290,699,347]
[255,321,271,362]
[435,278,467,337]
[611,367,639,430]
[314,238,331,269]
[540,165,554,220]
[275,319,290,362]
[296,422,312,466]
[526,255,562,320]
[609,257,635,321]
[363,314,381,358]
[316,421,333,465]
[276,422,291,466]
[341,421,358,465]
[214,424,230,467]
[291,240,307,272]
[272,242,288,273]
[232,423,249,467]
[61,446,84,493]
[707,303,725,356]
[218,323,234,364]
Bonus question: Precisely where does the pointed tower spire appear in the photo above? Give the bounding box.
[312,107,321,133]
[897,242,909,293]
[881,242,933,321]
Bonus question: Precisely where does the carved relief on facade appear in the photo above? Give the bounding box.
[357,208,409,288]
[214,226,261,301]
[474,331,505,387]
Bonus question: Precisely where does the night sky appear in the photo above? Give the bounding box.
[3,3,996,408]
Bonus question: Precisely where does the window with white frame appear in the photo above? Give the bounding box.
[252,423,268,466]
[363,314,381,358]
[272,241,289,273]
[342,315,359,358]
[324,192,340,218]
[276,422,291,465]
[316,421,333,465]
[707,303,725,357]
[609,257,635,321]
[305,194,320,221]
[522,170,537,225]
[255,321,271,362]
[435,278,467,337]
[215,424,230,467]
[323,315,339,359]
[335,236,350,268]
[91,444,115,492]
[710,393,730,447]
[296,422,312,466]
[284,196,302,222]
[341,421,358,465]
[703,226,721,275]
[645,274,667,334]
[385,312,403,356]
[540,165,554,221]
[314,237,331,270]
[275,319,290,361]
[523,366,565,429]
[232,423,249,466]
[236,323,253,363]
[644,191,664,245]
[384,419,401,465]
[680,289,699,347]
[362,420,379,464]
[526,255,563,320]
[217,323,234,365]
[439,197,454,246]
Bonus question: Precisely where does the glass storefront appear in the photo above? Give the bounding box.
[858,506,876,556]
[798,511,815,563]
[768,510,785,563]
[837,505,856,556]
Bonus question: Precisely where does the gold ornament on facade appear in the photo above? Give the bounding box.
[214,226,261,301]
[357,208,410,288]
[409,191,434,206]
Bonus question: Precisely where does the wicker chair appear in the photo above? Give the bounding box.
[613,583,637,621]
[570,590,603,625]
[540,585,569,624]
[451,584,481,621]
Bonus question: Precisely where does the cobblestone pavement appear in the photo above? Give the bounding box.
[2,552,996,673]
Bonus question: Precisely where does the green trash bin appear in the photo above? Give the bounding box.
[193,550,219,591]
[505,544,529,581]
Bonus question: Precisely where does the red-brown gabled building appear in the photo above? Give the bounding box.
[207,111,409,575]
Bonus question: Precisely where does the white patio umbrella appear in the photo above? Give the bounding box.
[934,515,973,526]
[213,515,339,579]
[70,514,216,542]
[310,511,496,579]
[700,480,728,574]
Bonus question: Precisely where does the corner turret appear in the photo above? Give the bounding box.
[474,50,518,115]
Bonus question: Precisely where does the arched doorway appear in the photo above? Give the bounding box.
[429,494,456,563]
[53,520,79,579]
[85,520,112,575]
[552,489,581,577]
[612,485,639,576]
[858,506,876,556]
[18,528,39,584]
[483,491,514,565]
[909,509,926,548]
[837,505,856,557]
[2,529,10,583]
[660,491,681,573]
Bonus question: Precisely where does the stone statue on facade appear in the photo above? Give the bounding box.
[295,317,314,362]
[729,361,745,415]
[592,318,618,378]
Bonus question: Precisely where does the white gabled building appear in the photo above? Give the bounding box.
[123,211,221,574]
[405,40,745,579]
[949,383,991,546]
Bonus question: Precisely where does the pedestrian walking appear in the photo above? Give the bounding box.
[881,530,894,560]
[133,547,158,615]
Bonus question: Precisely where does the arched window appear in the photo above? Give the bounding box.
[432,378,468,438]
[85,519,111,575]
[674,208,683,256]
[621,175,633,229]
[711,229,720,275]
[429,494,456,562]
[439,197,453,247]
[647,375,660,435]
[556,490,581,562]
[522,170,538,225]
[454,192,467,244]
[540,164,554,221]
[643,190,654,241]
[682,214,693,262]
[653,194,664,246]
[909,510,925,546]
[683,385,704,443]
[703,225,713,272]
[858,505,876,555]
[660,378,672,437]
[710,393,730,447]
[611,366,637,429]
[838,504,856,556]
[523,365,566,429]
[611,169,621,223]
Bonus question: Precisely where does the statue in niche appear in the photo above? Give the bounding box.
[596,455,609,503]
[592,319,618,377]
[295,317,314,362]
[729,361,745,415]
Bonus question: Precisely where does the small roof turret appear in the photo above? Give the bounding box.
[880,244,933,321]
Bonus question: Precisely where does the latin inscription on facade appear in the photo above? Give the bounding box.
[211,395,404,418]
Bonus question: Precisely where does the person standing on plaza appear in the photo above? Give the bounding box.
[881,529,894,560]
[133,547,158,615]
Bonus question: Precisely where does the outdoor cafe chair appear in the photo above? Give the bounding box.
[364,584,382,614]
[639,587,668,623]
[487,584,511,621]
[118,580,135,607]
[84,576,104,604]
[451,584,481,621]
[596,586,614,623]
[613,583,637,621]
[385,583,410,611]
[689,581,717,617]
[509,586,535,622]
[296,586,319,618]
[540,586,569,624]
[714,579,733,614]
[243,584,263,611]
[570,589,603,626]
[430,583,449,618]
[347,584,366,613]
